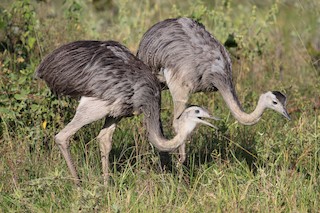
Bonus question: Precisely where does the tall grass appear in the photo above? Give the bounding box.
[0,0,319,212]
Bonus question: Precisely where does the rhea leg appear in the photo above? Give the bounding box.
[55,97,111,185]
[173,99,188,163]
[97,117,120,185]
[163,68,191,163]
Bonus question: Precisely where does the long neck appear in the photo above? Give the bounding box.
[219,87,265,125]
[143,106,189,152]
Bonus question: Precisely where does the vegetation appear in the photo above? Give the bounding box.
[0,0,319,212]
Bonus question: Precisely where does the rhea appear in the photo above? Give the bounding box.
[137,17,291,163]
[35,40,217,185]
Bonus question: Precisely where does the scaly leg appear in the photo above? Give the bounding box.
[163,68,190,163]
[173,100,188,163]
[97,117,120,185]
[55,97,111,185]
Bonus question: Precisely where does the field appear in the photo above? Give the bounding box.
[0,0,319,212]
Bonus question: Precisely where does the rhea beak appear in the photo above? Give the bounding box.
[282,109,291,120]
[197,113,220,129]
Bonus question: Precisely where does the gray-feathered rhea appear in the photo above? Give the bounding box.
[137,17,291,124]
[137,17,290,163]
[36,40,217,185]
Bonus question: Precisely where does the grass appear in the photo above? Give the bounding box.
[0,0,319,212]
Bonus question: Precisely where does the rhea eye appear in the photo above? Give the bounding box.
[195,109,200,114]
[272,101,278,105]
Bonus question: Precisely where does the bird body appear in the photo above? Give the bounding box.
[137,18,232,94]
[36,40,216,184]
[36,40,158,118]
[137,17,290,162]
[137,17,290,124]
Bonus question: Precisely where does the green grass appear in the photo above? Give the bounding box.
[0,0,319,212]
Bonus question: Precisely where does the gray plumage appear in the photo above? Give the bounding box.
[137,17,290,162]
[137,17,290,123]
[36,40,217,185]
[137,18,233,94]
[36,40,156,118]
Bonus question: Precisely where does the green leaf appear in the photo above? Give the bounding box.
[18,76,27,84]
[27,37,36,49]
[14,93,27,100]
[0,107,14,114]
[0,107,15,118]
